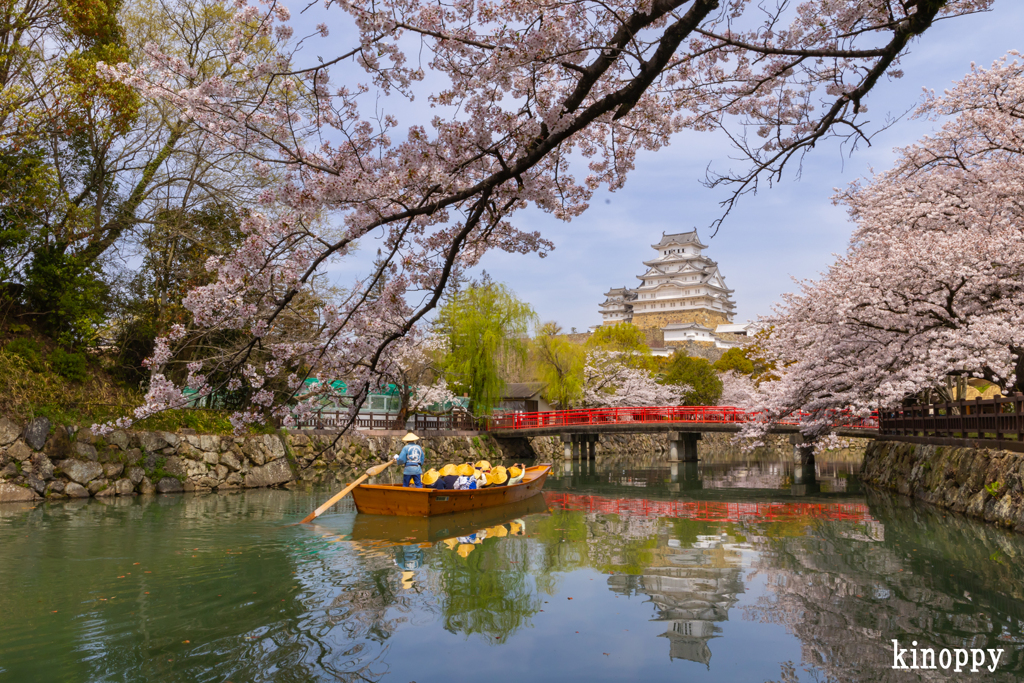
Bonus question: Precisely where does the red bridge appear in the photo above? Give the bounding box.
[488,405,877,437]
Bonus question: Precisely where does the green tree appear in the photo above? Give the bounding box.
[662,354,723,406]
[434,282,535,414]
[532,322,585,408]
[585,322,654,370]
[712,347,757,376]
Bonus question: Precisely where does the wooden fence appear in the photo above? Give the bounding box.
[294,411,482,432]
[878,394,1024,442]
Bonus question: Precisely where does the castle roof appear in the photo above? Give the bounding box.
[651,230,708,250]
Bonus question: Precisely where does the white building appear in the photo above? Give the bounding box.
[599,230,745,351]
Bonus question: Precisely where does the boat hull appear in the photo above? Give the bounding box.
[351,465,551,517]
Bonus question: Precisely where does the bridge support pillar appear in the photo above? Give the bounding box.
[789,434,816,466]
[668,431,700,462]
[585,434,598,460]
[561,433,573,460]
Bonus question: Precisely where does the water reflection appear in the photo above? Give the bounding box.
[2,458,1024,682]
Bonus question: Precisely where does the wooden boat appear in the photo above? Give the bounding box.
[348,494,549,543]
[350,464,551,517]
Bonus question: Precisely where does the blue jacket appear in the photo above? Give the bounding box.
[396,443,425,475]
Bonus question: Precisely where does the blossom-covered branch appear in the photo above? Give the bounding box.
[99,0,992,431]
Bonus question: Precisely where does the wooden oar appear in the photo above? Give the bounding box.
[301,459,396,524]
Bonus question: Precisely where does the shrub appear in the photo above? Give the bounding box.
[51,348,88,382]
[3,338,44,371]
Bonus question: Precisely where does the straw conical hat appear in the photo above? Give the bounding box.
[474,460,491,470]
[457,544,475,558]
[493,466,507,478]
[509,521,524,535]
[489,468,508,485]
[489,524,508,538]
[402,432,420,442]
[440,464,457,477]
[508,466,522,477]
[422,469,440,485]
[457,463,474,477]
[442,538,459,550]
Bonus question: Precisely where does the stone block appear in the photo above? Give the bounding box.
[124,448,142,465]
[139,432,169,453]
[87,479,109,495]
[139,477,156,495]
[8,440,32,462]
[127,466,145,485]
[73,442,98,461]
[57,459,104,485]
[243,459,294,488]
[43,428,73,460]
[108,430,129,450]
[202,451,219,466]
[156,477,183,493]
[26,476,46,494]
[162,456,187,478]
[197,476,219,489]
[199,435,220,452]
[46,480,65,494]
[64,482,89,498]
[220,452,241,471]
[103,462,124,479]
[29,454,54,480]
[23,417,51,450]
[94,483,116,497]
[114,478,135,496]
[0,417,20,446]
[215,464,229,480]
[0,462,17,478]
[0,481,39,502]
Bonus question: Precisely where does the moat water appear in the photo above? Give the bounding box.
[1,455,1023,682]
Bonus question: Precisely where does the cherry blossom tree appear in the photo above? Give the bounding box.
[582,351,685,407]
[97,0,994,431]
[718,369,756,409]
[747,51,1024,440]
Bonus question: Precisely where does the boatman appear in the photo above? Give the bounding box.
[394,432,426,488]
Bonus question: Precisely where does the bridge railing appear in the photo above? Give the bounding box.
[878,395,1024,442]
[488,406,878,431]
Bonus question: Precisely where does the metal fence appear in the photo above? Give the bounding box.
[294,411,482,432]
[878,394,1024,441]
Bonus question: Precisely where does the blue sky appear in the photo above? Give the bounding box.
[466,4,1024,330]
[292,3,1024,332]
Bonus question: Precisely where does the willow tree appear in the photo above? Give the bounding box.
[532,323,586,408]
[434,283,535,415]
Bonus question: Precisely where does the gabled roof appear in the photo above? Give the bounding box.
[651,230,708,250]
[662,322,714,331]
[502,382,546,399]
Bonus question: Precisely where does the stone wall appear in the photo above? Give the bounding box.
[630,309,731,331]
[0,416,511,503]
[862,440,1024,532]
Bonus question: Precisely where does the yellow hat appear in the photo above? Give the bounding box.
[402,432,420,442]
[509,466,522,478]
[457,544,475,558]
[493,465,507,478]
[457,463,474,477]
[474,460,491,470]
[488,468,508,485]
[440,464,457,477]
[422,469,440,485]
[509,521,524,535]
[489,525,508,538]
[442,538,459,550]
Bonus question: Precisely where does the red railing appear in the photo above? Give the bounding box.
[543,492,875,524]
[488,406,878,431]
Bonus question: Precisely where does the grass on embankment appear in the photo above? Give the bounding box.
[0,338,274,435]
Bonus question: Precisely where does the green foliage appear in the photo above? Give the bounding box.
[712,347,757,375]
[662,354,723,406]
[50,348,88,382]
[24,245,108,345]
[985,481,1002,497]
[435,282,536,414]
[4,338,44,372]
[532,322,585,408]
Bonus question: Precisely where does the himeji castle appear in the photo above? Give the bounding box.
[597,230,747,350]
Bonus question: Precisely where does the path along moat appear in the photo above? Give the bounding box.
[1,455,1022,682]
